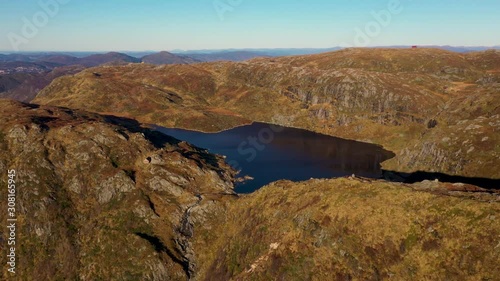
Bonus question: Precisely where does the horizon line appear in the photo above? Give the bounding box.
[1,45,500,54]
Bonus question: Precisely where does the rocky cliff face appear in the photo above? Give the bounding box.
[383,82,500,178]
[0,99,236,280]
[33,48,500,179]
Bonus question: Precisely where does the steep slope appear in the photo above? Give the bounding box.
[141,51,200,65]
[34,48,500,179]
[0,99,236,280]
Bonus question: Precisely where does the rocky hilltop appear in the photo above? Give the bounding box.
[0,99,499,280]
[0,99,237,280]
[34,48,500,179]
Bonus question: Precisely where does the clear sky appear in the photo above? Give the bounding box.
[0,0,499,52]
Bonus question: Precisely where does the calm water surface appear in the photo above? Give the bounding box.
[156,122,395,193]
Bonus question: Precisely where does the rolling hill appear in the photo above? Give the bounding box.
[36,54,81,66]
[77,52,142,67]
[0,65,84,102]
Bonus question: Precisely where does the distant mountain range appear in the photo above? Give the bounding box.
[0,51,195,66]
[2,46,500,101]
[170,46,500,57]
[172,48,343,58]
[178,51,270,62]
[141,51,200,65]
[2,45,499,64]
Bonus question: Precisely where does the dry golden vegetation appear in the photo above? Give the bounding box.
[33,48,500,179]
[195,178,500,280]
[0,99,498,280]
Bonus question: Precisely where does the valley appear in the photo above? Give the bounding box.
[33,48,500,180]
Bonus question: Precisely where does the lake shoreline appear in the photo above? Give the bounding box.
[155,122,395,193]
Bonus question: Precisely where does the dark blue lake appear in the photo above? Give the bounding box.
[156,122,395,193]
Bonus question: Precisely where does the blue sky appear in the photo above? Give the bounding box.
[0,0,499,51]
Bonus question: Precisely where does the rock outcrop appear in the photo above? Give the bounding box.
[0,99,236,280]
